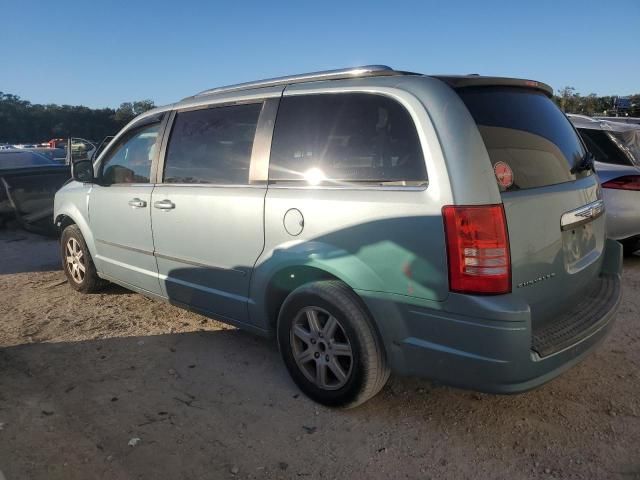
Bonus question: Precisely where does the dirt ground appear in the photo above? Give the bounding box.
[0,227,638,480]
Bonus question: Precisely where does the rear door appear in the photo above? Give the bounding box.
[151,99,276,323]
[456,87,605,326]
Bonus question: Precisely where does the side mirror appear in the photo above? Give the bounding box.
[71,159,94,183]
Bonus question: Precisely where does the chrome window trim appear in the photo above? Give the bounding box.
[266,183,428,192]
[95,183,155,188]
[153,183,266,189]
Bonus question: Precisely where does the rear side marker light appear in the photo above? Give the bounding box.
[442,204,511,295]
[602,175,640,191]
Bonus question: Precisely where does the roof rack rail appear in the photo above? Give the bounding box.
[191,65,399,98]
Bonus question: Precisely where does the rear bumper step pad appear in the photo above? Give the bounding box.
[532,274,620,358]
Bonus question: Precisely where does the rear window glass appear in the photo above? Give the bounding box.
[610,130,640,167]
[577,128,633,166]
[457,87,588,191]
[269,93,427,186]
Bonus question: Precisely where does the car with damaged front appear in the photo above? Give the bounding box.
[54,66,622,407]
[568,114,640,255]
[1,149,70,231]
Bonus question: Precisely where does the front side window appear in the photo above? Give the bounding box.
[269,93,427,186]
[163,103,262,185]
[100,123,161,185]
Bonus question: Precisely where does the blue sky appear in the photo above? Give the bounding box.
[1,0,638,108]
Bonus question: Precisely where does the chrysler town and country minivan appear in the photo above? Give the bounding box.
[54,66,622,407]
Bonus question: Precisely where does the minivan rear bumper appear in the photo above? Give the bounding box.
[358,239,623,394]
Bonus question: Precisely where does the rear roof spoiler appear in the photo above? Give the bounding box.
[433,75,554,97]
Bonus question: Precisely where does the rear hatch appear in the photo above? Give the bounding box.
[454,85,605,333]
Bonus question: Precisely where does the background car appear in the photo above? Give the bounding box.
[12,143,39,149]
[24,147,67,163]
[569,114,640,255]
[0,149,59,169]
[0,150,70,232]
[594,116,640,126]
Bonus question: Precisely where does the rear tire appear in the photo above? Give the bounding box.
[60,224,105,293]
[277,280,390,408]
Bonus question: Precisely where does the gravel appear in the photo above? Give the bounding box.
[0,228,638,479]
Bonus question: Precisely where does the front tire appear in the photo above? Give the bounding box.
[277,281,389,408]
[60,224,104,293]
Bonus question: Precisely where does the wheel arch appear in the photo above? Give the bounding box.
[55,213,76,236]
[250,240,388,334]
[262,265,342,333]
[54,208,98,260]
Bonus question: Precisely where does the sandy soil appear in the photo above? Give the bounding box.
[0,227,638,480]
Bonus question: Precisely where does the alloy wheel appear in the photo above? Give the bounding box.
[65,237,86,284]
[290,307,354,390]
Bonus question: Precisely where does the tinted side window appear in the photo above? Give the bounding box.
[457,87,588,191]
[100,123,161,184]
[269,93,427,185]
[0,152,56,168]
[163,103,262,185]
[577,128,633,166]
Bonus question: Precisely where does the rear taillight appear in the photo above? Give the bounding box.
[442,204,511,295]
[601,176,640,191]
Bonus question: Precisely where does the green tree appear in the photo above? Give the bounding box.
[0,93,156,143]
[113,100,155,123]
[557,86,578,113]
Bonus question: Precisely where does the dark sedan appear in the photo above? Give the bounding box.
[0,150,70,232]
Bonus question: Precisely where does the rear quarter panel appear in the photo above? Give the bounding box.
[250,76,504,329]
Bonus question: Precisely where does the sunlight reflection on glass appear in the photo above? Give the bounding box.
[304,167,326,185]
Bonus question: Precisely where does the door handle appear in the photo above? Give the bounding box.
[560,199,605,231]
[154,199,175,210]
[128,198,147,208]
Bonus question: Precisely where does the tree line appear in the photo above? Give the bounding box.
[0,92,156,144]
[553,87,639,117]
[1,87,638,144]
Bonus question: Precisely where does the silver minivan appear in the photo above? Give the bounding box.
[54,66,622,407]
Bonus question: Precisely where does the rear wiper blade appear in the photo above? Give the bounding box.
[571,151,595,174]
